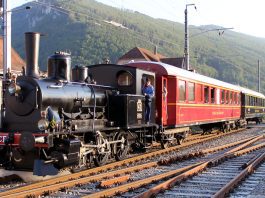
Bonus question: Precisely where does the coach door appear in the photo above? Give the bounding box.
[162,77,168,125]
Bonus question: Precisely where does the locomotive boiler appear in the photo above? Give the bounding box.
[0,32,153,175]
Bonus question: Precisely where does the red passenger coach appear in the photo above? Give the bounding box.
[128,61,242,132]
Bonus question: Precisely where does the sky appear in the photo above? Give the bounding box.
[10,0,265,38]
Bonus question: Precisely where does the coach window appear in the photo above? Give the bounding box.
[188,82,195,101]
[233,92,237,104]
[117,71,133,86]
[210,87,215,104]
[246,95,249,106]
[221,90,225,104]
[197,84,203,102]
[204,86,209,103]
[229,92,233,104]
[226,91,229,104]
[179,80,186,102]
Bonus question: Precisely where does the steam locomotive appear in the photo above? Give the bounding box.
[0,32,264,176]
[0,32,158,175]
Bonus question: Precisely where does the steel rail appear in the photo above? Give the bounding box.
[213,150,265,198]
[0,162,157,198]
[82,163,202,198]
[135,135,264,198]
[159,135,257,165]
[99,175,131,187]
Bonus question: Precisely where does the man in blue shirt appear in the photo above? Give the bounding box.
[142,78,154,124]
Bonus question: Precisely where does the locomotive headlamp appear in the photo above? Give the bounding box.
[8,83,21,95]
[38,119,49,131]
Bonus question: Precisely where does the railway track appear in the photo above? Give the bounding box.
[0,128,264,198]
[136,137,265,198]
[0,127,240,183]
[229,161,265,197]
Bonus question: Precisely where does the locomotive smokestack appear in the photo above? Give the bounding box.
[25,32,40,78]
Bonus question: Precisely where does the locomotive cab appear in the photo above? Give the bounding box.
[88,64,156,126]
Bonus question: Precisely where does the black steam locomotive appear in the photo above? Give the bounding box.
[0,32,158,175]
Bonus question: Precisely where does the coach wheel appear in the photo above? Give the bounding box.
[225,124,230,132]
[114,131,130,161]
[161,134,173,149]
[177,136,184,145]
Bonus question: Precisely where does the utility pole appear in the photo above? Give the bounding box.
[2,0,11,80]
[184,4,196,71]
[258,60,260,92]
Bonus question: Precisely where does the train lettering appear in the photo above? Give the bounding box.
[212,111,224,115]
[0,136,7,143]
[137,99,142,112]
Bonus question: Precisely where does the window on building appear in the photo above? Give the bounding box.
[204,86,209,103]
[188,82,195,101]
[179,80,186,101]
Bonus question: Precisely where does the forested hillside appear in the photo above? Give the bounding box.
[11,0,265,92]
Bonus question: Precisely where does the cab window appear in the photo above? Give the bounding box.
[117,71,133,86]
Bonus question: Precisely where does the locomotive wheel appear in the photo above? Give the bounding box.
[94,153,109,167]
[93,134,110,167]
[114,131,130,161]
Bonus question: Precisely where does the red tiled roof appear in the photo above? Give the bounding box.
[0,37,26,72]
[118,47,165,62]
[118,47,184,68]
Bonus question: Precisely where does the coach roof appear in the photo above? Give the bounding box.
[128,61,242,91]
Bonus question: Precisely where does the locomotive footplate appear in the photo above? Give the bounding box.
[0,132,49,149]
